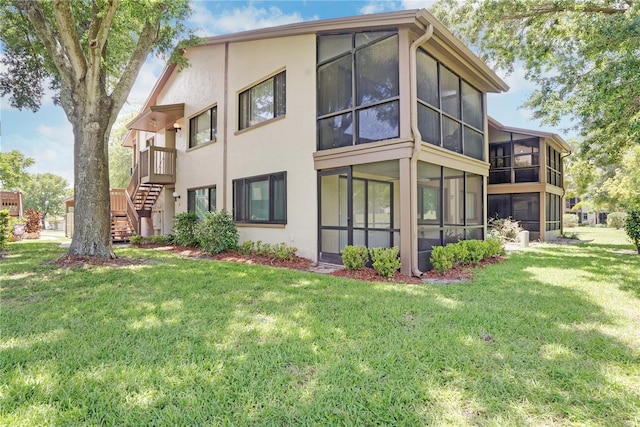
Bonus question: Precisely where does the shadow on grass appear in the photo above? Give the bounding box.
[1,242,639,425]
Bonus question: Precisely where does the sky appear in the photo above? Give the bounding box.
[0,0,572,187]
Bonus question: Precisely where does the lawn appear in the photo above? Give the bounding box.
[1,228,639,426]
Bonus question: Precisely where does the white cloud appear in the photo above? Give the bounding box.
[495,65,537,94]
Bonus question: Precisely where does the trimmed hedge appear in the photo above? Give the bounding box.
[430,238,505,275]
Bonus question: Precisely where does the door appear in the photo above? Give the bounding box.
[318,168,351,264]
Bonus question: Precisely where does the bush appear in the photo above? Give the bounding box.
[430,245,453,274]
[564,213,579,228]
[623,210,640,254]
[130,234,173,246]
[24,209,42,235]
[196,210,238,254]
[607,212,627,229]
[369,247,401,278]
[0,210,9,251]
[488,217,523,241]
[271,242,297,260]
[341,245,369,270]
[237,240,297,260]
[460,240,484,266]
[172,212,198,247]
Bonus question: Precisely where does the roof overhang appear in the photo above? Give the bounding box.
[488,116,572,153]
[126,103,185,132]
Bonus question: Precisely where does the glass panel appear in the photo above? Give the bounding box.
[488,128,511,143]
[353,229,366,246]
[233,180,244,221]
[368,230,391,248]
[418,104,440,146]
[191,109,212,147]
[210,107,218,142]
[195,188,208,220]
[321,229,348,254]
[489,142,511,168]
[272,174,286,222]
[513,193,540,222]
[274,72,286,118]
[248,179,269,221]
[417,50,438,107]
[239,91,250,130]
[487,194,511,219]
[417,227,441,251]
[464,126,484,160]
[318,55,352,115]
[442,117,462,153]
[444,168,464,226]
[514,138,539,154]
[444,228,464,244]
[417,162,441,224]
[353,178,366,228]
[355,31,394,47]
[466,228,483,240]
[369,181,391,229]
[489,170,511,184]
[187,190,196,213]
[355,35,398,106]
[461,81,482,129]
[466,173,482,225]
[318,34,352,63]
[515,168,539,183]
[318,113,353,150]
[357,101,399,144]
[440,66,460,119]
[209,187,217,212]
[320,173,348,227]
[249,78,274,126]
[514,153,539,167]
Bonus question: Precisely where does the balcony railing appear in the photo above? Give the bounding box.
[139,146,176,185]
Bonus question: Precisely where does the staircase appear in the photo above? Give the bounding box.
[110,189,134,242]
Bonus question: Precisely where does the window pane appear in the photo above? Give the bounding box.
[318,55,352,115]
[248,179,269,221]
[440,66,460,118]
[272,174,286,222]
[418,104,440,146]
[318,34,352,63]
[357,101,399,144]
[355,31,394,47]
[515,167,539,183]
[444,168,464,226]
[321,229,347,254]
[353,178,366,228]
[369,230,391,248]
[355,35,398,106]
[444,228,464,244]
[274,72,286,117]
[369,181,391,229]
[233,180,244,221]
[442,117,462,153]
[461,81,483,129]
[189,108,212,148]
[464,126,484,160]
[489,142,511,168]
[417,50,438,107]
[239,91,250,130]
[489,170,511,184]
[514,138,539,154]
[466,173,482,225]
[466,228,483,240]
[513,193,540,221]
[318,113,353,150]
[210,107,218,142]
[488,194,511,219]
[209,187,217,212]
[418,186,439,223]
[249,78,274,126]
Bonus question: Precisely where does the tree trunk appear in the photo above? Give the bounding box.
[67,106,115,259]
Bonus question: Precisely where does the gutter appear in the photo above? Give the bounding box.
[408,23,434,277]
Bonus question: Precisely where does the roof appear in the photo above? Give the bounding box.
[488,116,572,153]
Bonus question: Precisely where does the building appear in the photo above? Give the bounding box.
[487,118,571,241]
[0,191,23,219]
[122,9,513,274]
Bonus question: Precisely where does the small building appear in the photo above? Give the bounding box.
[0,191,23,219]
[487,117,571,241]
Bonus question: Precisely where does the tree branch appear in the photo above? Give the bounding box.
[52,0,87,81]
[12,0,75,90]
[507,5,630,20]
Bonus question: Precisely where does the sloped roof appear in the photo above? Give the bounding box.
[488,116,572,153]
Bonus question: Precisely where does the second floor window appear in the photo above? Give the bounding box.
[189,106,217,148]
[489,136,540,184]
[239,71,286,130]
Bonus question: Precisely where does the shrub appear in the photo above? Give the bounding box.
[369,247,401,278]
[196,210,238,254]
[447,241,470,267]
[237,240,297,260]
[24,209,42,235]
[238,240,255,255]
[341,245,369,270]
[607,212,627,229]
[460,240,484,266]
[484,237,506,258]
[129,234,143,245]
[172,212,198,247]
[272,242,297,260]
[130,234,174,246]
[623,210,640,254]
[0,210,9,251]
[563,213,579,228]
[488,217,522,242]
[430,245,453,274]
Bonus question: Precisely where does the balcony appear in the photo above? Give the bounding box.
[139,146,176,185]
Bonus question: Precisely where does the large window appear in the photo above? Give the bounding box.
[547,145,563,187]
[489,135,540,184]
[233,172,286,224]
[239,71,286,130]
[189,106,217,148]
[488,193,541,234]
[317,31,399,150]
[417,50,485,160]
[546,193,561,231]
[187,186,216,220]
[417,162,484,271]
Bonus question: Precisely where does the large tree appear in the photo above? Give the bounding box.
[23,172,71,228]
[431,0,640,167]
[0,0,194,258]
[0,150,34,190]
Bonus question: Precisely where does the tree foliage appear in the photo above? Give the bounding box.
[0,150,34,190]
[108,112,135,189]
[431,0,640,167]
[22,173,71,227]
[0,0,195,258]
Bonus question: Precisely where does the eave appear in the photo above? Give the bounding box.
[488,116,572,154]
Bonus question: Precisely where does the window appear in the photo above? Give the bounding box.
[317,31,399,150]
[546,193,561,231]
[488,193,540,233]
[417,50,485,160]
[547,145,563,187]
[239,71,286,130]
[488,135,540,184]
[233,172,286,224]
[187,186,216,220]
[189,107,217,148]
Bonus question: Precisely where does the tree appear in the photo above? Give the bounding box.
[0,0,194,258]
[431,0,640,168]
[623,210,640,254]
[108,112,135,189]
[23,173,71,228]
[0,150,34,190]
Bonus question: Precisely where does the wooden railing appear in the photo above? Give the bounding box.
[126,193,140,236]
[139,146,176,184]
[110,189,127,214]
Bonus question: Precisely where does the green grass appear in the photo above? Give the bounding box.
[1,228,639,426]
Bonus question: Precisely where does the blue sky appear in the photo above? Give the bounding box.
[0,0,571,187]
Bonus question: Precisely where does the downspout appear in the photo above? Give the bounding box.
[222,42,229,211]
[408,23,434,277]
